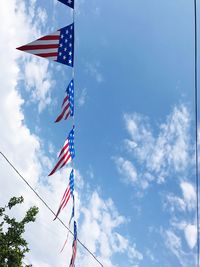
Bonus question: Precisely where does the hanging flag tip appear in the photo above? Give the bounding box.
[55,80,74,123]
[58,0,74,9]
[48,128,75,176]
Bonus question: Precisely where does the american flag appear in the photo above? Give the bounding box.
[69,196,75,225]
[69,221,77,267]
[54,169,74,220]
[55,80,74,123]
[60,195,75,252]
[48,127,75,176]
[17,24,74,67]
[58,0,74,9]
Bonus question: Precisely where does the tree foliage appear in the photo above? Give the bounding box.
[0,196,39,267]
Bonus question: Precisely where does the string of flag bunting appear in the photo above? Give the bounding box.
[17,0,77,265]
[13,1,200,266]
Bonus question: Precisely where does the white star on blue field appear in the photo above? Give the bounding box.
[0,1,198,267]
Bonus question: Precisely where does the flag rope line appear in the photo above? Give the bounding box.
[71,3,76,266]
[0,151,104,267]
[194,0,199,266]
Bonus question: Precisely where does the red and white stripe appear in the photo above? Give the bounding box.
[69,240,77,267]
[54,185,71,220]
[48,139,72,176]
[17,31,60,61]
[55,94,70,122]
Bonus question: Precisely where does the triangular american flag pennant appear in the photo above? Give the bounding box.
[69,221,77,267]
[48,127,75,176]
[54,169,74,220]
[60,196,75,252]
[58,0,74,9]
[55,80,74,123]
[17,24,74,67]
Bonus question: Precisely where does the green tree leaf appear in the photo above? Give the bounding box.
[0,196,39,267]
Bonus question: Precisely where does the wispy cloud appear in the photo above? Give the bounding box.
[184,224,197,249]
[115,105,192,188]
[85,61,104,83]
[165,181,196,213]
[163,229,195,267]
[164,180,197,256]
[114,104,196,266]
[114,157,137,185]
[78,191,143,266]
[23,58,53,113]
[78,87,87,107]
[15,0,53,113]
[180,181,196,211]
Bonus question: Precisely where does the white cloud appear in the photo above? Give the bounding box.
[164,181,197,254]
[145,248,155,262]
[165,194,186,212]
[180,182,196,211]
[114,157,137,185]
[85,62,104,83]
[165,230,181,256]
[164,229,195,267]
[116,105,191,188]
[0,0,42,184]
[124,113,154,162]
[78,191,143,266]
[184,224,197,249]
[116,105,196,265]
[165,181,196,213]
[48,142,55,154]
[78,87,87,107]
[16,0,53,113]
[164,181,196,251]
[23,58,53,113]
[37,7,47,25]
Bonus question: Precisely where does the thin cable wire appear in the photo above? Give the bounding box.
[194,0,199,266]
[72,5,75,80]
[0,151,104,267]
[72,5,75,126]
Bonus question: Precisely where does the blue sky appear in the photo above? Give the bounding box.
[0,1,199,267]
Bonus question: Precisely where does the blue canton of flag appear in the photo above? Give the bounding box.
[68,80,74,116]
[73,221,77,240]
[58,0,74,9]
[69,169,75,196]
[68,127,75,159]
[57,24,74,67]
[55,80,74,123]
[70,196,75,221]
